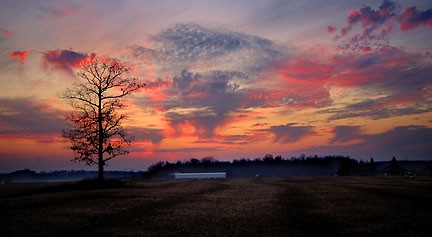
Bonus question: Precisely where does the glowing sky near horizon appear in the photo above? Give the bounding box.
[0,0,431,172]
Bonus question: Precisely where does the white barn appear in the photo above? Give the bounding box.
[173,172,226,179]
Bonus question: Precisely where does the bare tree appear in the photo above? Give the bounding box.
[62,57,145,180]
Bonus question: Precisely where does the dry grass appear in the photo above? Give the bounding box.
[1,177,431,236]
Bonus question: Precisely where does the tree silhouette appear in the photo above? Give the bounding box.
[62,57,144,180]
[369,157,376,176]
[389,156,401,176]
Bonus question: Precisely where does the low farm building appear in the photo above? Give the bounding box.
[173,172,226,179]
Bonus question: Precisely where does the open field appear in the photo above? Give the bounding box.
[1,177,431,237]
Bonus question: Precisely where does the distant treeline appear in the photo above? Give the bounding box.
[0,169,143,184]
[2,156,431,184]
[143,155,432,179]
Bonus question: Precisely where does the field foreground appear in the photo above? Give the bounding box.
[1,177,431,237]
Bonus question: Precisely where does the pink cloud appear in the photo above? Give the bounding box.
[341,0,397,39]
[8,51,31,64]
[334,1,432,46]
[399,6,432,31]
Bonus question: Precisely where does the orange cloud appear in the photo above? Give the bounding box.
[144,78,171,103]
[8,51,31,64]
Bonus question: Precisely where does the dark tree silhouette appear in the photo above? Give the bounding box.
[201,156,217,165]
[369,157,376,176]
[62,57,145,180]
[389,156,401,176]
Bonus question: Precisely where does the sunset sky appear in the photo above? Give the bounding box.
[1,0,431,172]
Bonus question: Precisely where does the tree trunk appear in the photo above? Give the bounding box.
[98,90,104,181]
[98,160,104,180]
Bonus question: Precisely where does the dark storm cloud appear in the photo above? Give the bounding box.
[43,49,95,75]
[0,98,66,141]
[269,123,316,143]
